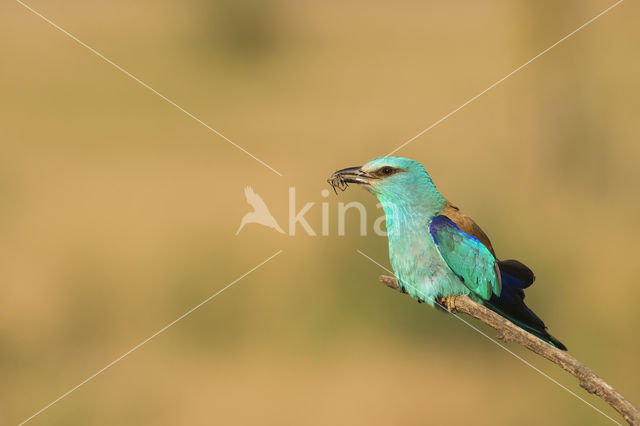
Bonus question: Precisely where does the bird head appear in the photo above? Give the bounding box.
[329,156,445,217]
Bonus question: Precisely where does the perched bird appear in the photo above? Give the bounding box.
[329,157,566,350]
[236,186,285,235]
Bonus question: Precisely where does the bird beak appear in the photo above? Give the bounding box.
[331,166,375,185]
[327,166,376,193]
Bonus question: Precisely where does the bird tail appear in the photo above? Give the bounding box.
[483,260,567,351]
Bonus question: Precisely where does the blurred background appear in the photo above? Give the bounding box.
[1,0,639,424]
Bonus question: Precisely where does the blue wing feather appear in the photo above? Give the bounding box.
[429,216,501,300]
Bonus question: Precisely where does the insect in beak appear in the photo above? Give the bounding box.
[327,166,374,194]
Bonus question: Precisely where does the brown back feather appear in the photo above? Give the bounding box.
[442,201,496,257]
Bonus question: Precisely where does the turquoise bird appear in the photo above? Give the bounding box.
[330,156,566,350]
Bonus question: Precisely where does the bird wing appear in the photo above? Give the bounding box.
[244,186,270,213]
[442,201,535,286]
[442,200,496,256]
[429,215,501,301]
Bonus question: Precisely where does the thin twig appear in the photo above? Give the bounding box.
[379,275,640,425]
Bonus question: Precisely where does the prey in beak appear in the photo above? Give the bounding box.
[327,166,376,194]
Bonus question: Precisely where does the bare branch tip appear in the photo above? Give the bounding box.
[373,274,639,424]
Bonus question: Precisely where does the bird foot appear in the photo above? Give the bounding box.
[438,296,456,312]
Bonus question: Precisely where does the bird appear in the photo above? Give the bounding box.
[236,186,285,235]
[329,156,566,350]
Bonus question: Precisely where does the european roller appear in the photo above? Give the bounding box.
[330,156,566,350]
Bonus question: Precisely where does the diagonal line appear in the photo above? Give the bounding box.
[18,249,283,426]
[356,249,621,425]
[15,0,283,177]
[386,0,624,157]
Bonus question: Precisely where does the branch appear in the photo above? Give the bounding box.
[379,275,640,425]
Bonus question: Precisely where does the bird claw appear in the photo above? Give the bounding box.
[438,296,456,312]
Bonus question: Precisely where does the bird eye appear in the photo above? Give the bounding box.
[380,166,394,176]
